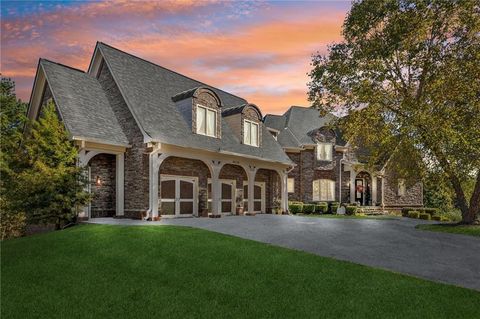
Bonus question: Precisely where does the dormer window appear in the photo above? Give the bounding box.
[316,142,333,161]
[196,105,217,137]
[243,119,259,147]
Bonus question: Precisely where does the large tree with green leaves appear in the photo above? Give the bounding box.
[308,0,480,224]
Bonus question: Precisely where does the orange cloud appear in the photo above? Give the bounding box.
[1,1,347,115]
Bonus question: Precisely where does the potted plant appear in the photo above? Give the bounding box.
[236,205,244,216]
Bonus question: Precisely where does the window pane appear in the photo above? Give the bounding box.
[329,180,335,201]
[287,178,295,193]
[161,202,175,215]
[179,202,193,215]
[207,109,216,136]
[221,202,232,213]
[179,180,193,199]
[243,184,248,199]
[161,180,175,199]
[317,143,333,161]
[254,201,262,211]
[325,144,332,160]
[312,180,320,201]
[244,121,251,144]
[251,123,258,146]
[254,185,262,199]
[221,183,232,199]
[197,106,206,134]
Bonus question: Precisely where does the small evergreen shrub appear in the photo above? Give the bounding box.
[401,207,415,217]
[289,202,303,214]
[419,213,431,220]
[431,216,442,221]
[303,204,316,214]
[408,211,420,219]
[315,202,328,214]
[330,202,340,214]
[346,206,358,215]
[423,208,439,216]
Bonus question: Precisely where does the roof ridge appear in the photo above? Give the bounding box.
[40,58,86,74]
[97,42,247,103]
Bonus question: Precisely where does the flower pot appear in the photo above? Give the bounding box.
[236,207,244,216]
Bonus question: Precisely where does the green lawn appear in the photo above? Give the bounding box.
[2,225,479,319]
[416,223,480,237]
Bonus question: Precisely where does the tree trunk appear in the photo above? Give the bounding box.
[465,172,480,224]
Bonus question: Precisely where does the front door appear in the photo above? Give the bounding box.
[243,182,265,213]
[160,175,197,217]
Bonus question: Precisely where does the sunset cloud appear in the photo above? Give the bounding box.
[1,1,349,114]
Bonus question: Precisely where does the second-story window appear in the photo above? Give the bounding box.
[243,120,259,147]
[197,105,216,137]
[316,142,333,161]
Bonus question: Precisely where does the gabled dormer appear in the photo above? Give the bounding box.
[172,87,223,139]
[223,103,263,147]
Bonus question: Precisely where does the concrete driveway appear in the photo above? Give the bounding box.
[89,215,480,291]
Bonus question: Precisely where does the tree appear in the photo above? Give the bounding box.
[16,102,90,229]
[308,0,480,224]
[0,77,28,238]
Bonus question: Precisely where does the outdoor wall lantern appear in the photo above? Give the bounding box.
[95,175,102,186]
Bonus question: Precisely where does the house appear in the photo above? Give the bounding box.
[26,42,422,219]
[264,107,423,209]
[27,42,292,219]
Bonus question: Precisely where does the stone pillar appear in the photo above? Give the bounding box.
[210,161,223,216]
[149,153,167,219]
[278,170,288,213]
[371,175,377,205]
[116,153,124,216]
[350,169,356,204]
[246,166,257,214]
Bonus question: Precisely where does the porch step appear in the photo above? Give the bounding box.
[357,206,388,215]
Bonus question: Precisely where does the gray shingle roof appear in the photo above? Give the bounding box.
[264,106,346,148]
[97,43,291,164]
[40,59,129,146]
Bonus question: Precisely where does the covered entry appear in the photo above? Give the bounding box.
[160,175,198,217]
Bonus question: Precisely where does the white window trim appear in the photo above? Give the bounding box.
[312,179,335,201]
[196,104,217,137]
[316,142,333,161]
[287,178,295,193]
[243,119,259,147]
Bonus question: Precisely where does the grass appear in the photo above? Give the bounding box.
[416,223,480,237]
[2,224,479,319]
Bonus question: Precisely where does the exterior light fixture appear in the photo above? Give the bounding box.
[95,176,102,186]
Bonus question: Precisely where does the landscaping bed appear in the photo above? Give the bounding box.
[2,224,479,318]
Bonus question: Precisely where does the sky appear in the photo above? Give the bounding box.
[1,0,350,115]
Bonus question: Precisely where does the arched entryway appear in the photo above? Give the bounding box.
[158,156,210,217]
[355,171,372,206]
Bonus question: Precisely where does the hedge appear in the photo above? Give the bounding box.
[315,202,328,214]
[419,213,431,220]
[289,203,303,214]
[303,204,316,214]
[431,216,442,221]
[408,211,420,219]
[330,202,340,214]
[346,206,358,216]
[423,208,439,216]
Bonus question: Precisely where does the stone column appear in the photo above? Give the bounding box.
[115,153,124,216]
[210,161,223,216]
[150,153,168,220]
[246,166,258,214]
[350,169,356,204]
[371,175,377,205]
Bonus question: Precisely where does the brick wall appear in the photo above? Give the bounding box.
[89,154,116,217]
[97,62,149,218]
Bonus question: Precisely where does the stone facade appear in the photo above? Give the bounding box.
[97,62,150,218]
[89,154,116,217]
[382,170,423,208]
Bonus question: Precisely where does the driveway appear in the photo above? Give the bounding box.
[89,215,480,291]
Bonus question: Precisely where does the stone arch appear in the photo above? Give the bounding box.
[252,168,282,214]
[158,156,211,216]
[217,164,248,214]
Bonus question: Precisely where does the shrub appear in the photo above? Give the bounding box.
[303,204,316,214]
[330,202,340,214]
[401,207,415,217]
[408,211,420,219]
[346,206,358,215]
[419,213,431,220]
[0,210,26,240]
[315,202,328,214]
[289,203,303,214]
[423,208,439,216]
[431,216,442,221]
